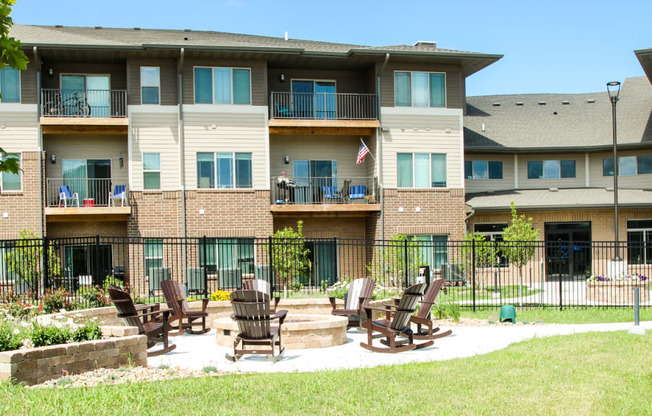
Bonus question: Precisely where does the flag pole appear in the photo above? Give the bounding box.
[361,138,376,161]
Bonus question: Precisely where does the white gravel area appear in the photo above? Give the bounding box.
[148,321,651,373]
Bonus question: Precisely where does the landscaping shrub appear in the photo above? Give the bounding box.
[0,293,44,319]
[102,275,124,292]
[210,290,231,301]
[29,321,72,347]
[41,288,74,314]
[77,286,109,308]
[0,322,22,352]
[71,319,102,343]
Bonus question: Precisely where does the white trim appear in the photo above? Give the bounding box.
[459,111,464,188]
[197,151,253,190]
[140,66,161,106]
[182,104,267,114]
[142,152,161,191]
[0,103,38,112]
[192,66,252,105]
[0,67,21,103]
[128,105,179,115]
[380,106,462,117]
[393,70,447,108]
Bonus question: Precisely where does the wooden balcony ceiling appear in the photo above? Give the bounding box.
[271,203,380,217]
[44,206,131,222]
[40,117,129,135]
[268,119,379,136]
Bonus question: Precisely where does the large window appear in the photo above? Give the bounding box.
[0,67,20,103]
[627,220,652,265]
[0,244,15,282]
[474,223,509,267]
[397,153,446,188]
[1,154,21,191]
[527,160,576,179]
[144,239,163,275]
[140,67,160,105]
[465,160,503,180]
[603,156,652,176]
[143,153,160,190]
[197,152,252,189]
[395,71,445,107]
[194,67,251,105]
[409,235,449,270]
[200,238,255,274]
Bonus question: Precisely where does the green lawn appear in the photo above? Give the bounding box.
[460,307,652,324]
[3,331,651,415]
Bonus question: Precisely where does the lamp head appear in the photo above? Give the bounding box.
[606,81,621,103]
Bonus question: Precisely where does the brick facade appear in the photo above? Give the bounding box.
[0,151,43,239]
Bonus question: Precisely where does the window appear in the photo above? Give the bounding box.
[144,239,163,276]
[394,71,445,107]
[0,244,15,282]
[196,152,252,189]
[1,154,21,191]
[200,238,255,275]
[638,156,652,174]
[142,153,160,190]
[397,153,446,188]
[527,160,575,179]
[603,156,639,176]
[465,160,503,180]
[474,223,509,267]
[140,67,160,105]
[194,67,251,105]
[410,235,449,270]
[627,220,652,265]
[0,67,20,103]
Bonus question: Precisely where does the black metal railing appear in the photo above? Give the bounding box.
[0,237,649,310]
[270,92,378,120]
[46,178,129,207]
[271,176,378,205]
[41,89,127,118]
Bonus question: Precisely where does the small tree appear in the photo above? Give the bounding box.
[5,229,61,293]
[270,221,311,291]
[459,232,495,289]
[368,234,424,288]
[501,202,539,305]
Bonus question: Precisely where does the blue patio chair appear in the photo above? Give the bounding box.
[109,185,127,207]
[274,102,292,118]
[58,185,79,207]
[349,185,366,200]
[321,186,341,201]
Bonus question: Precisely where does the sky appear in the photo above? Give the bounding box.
[11,0,652,97]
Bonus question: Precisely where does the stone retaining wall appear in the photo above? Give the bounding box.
[0,326,147,385]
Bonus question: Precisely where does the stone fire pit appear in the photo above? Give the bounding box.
[214,314,348,349]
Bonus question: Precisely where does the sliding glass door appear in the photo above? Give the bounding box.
[61,74,110,117]
[62,159,112,205]
[291,80,336,119]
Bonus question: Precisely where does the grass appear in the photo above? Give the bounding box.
[459,307,652,324]
[440,284,542,302]
[2,331,651,415]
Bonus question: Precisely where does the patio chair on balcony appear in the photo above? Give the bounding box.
[58,185,79,208]
[349,185,367,200]
[274,102,292,118]
[109,185,127,207]
[322,186,342,202]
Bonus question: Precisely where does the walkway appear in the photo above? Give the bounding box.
[148,321,651,373]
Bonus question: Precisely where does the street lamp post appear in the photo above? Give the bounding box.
[607,81,621,261]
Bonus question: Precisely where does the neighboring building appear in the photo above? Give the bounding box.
[0,24,501,286]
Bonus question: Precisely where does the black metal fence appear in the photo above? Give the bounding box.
[0,236,650,310]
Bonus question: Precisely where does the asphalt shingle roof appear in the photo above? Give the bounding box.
[464,77,652,150]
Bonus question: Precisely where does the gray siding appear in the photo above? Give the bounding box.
[20,51,38,104]
[41,62,127,90]
[127,58,178,106]
[267,68,374,94]
[44,135,128,181]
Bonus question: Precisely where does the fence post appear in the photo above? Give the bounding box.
[268,236,274,294]
[333,236,338,284]
[472,238,476,312]
[558,239,563,311]
[201,236,208,295]
[95,234,100,286]
[404,239,409,288]
[42,236,49,295]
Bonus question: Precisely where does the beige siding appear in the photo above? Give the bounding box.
[465,154,515,193]
[183,110,268,190]
[379,62,463,109]
[131,112,179,191]
[267,68,374,94]
[269,135,375,180]
[518,153,585,189]
[41,63,127,90]
[0,109,39,152]
[126,58,178,106]
[44,135,128,181]
[589,149,652,189]
[182,58,267,106]
[381,109,463,188]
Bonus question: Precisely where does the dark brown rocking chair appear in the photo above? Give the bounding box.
[242,279,280,313]
[329,277,375,329]
[409,278,452,340]
[360,283,434,353]
[161,280,210,335]
[108,285,176,356]
[226,290,288,362]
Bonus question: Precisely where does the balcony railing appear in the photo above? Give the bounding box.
[46,178,129,208]
[271,176,378,205]
[41,89,127,118]
[270,92,378,120]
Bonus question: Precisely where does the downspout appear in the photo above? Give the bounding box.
[34,46,45,237]
[178,48,186,238]
[376,53,389,241]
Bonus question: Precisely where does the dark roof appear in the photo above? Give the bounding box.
[466,188,652,211]
[464,77,652,152]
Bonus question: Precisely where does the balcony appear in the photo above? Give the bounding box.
[40,89,129,134]
[270,176,380,215]
[44,178,131,221]
[269,92,379,134]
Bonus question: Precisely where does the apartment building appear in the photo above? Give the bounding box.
[0,24,501,285]
[463,72,652,278]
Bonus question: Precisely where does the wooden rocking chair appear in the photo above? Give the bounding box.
[226,290,287,362]
[108,285,176,356]
[161,280,210,335]
[242,279,280,313]
[360,283,433,353]
[329,277,375,329]
[409,278,452,340]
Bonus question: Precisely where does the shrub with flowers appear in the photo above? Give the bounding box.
[210,290,231,301]
[587,273,649,282]
[1,293,44,319]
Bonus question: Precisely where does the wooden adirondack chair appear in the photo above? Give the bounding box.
[108,285,176,356]
[160,280,210,335]
[360,283,434,353]
[226,290,288,362]
[329,277,375,329]
[409,278,452,340]
[242,279,280,312]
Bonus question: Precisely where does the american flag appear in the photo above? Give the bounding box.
[356,141,370,165]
